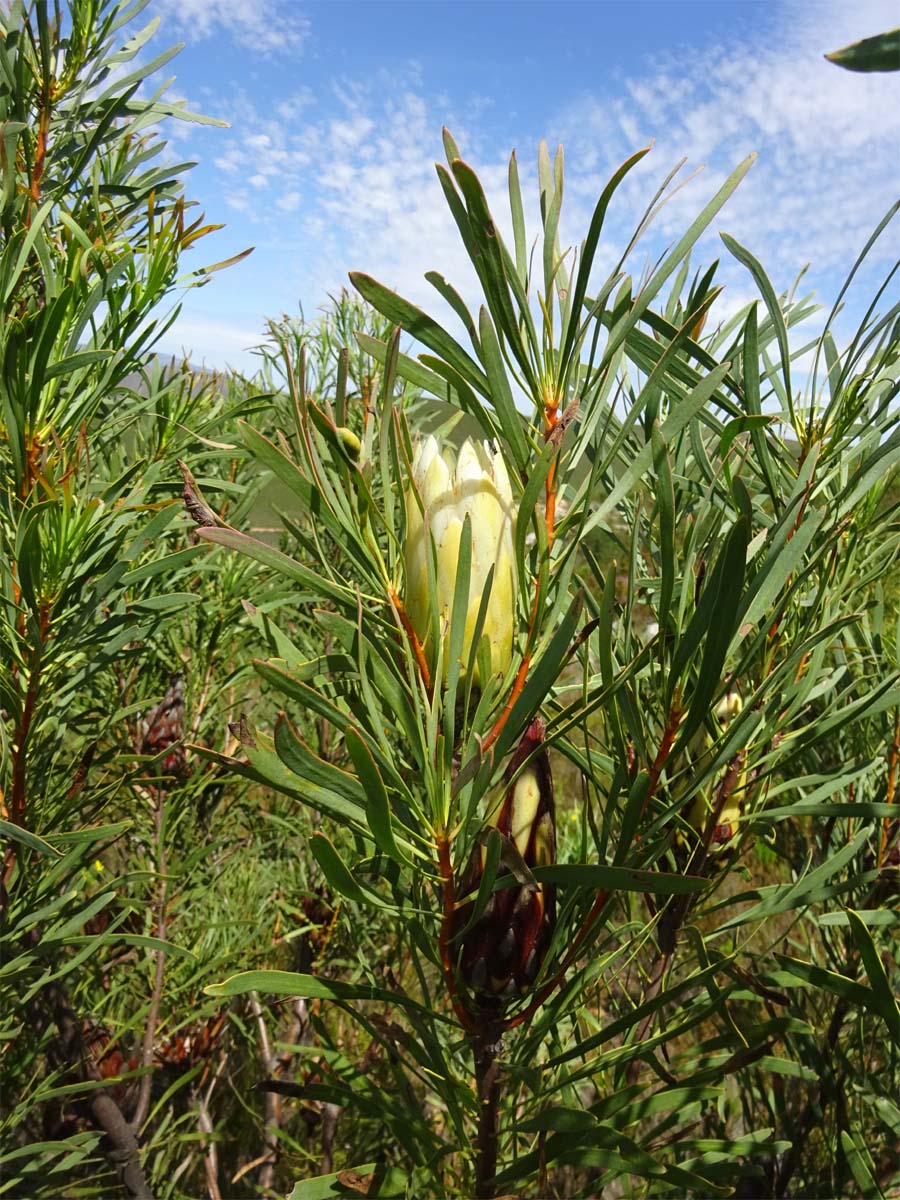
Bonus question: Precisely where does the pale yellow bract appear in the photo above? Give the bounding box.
[405,435,516,687]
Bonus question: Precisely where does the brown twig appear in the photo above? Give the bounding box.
[641,705,682,823]
[196,1054,226,1200]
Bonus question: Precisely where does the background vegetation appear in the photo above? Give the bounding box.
[1,3,898,1199]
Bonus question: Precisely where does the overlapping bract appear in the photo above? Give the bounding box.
[453,719,557,1006]
[404,436,516,687]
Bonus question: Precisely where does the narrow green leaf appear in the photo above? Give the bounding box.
[651,422,675,633]
[0,820,62,858]
[309,833,390,909]
[721,232,794,426]
[350,272,489,396]
[197,527,353,607]
[477,306,530,471]
[530,862,708,895]
[846,908,900,1045]
[344,728,406,865]
[204,969,453,1025]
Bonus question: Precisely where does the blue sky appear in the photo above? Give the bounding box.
[144,0,900,375]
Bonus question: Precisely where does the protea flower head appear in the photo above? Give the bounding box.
[452,718,556,1007]
[405,436,515,687]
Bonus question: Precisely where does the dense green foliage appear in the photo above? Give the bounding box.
[1,3,898,1199]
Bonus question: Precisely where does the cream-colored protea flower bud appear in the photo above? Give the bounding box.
[405,436,516,686]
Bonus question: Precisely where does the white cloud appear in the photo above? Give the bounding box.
[173,0,899,369]
[275,191,302,213]
[153,0,309,55]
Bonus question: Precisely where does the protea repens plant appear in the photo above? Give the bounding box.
[452,717,557,1010]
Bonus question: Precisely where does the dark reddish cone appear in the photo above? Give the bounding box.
[139,673,189,779]
[453,718,556,1009]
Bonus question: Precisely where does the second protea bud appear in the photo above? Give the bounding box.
[684,689,746,848]
[452,718,557,1006]
[404,436,516,687]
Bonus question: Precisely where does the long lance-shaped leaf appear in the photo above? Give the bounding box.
[345,727,409,865]
[495,590,585,761]
[308,833,394,910]
[584,361,732,536]
[776,954,900,1048]
[601,155,756,372]
[677,512,750,748]
[826,28,900,72]
[195,527,359,609]
[714,824,873,930]
[354,331,459,404]
[846,908,900,1045]
[740,303,781,506]
[451,158,539,392]
[205,969,455,1024]
[651,421,675,635]
[559,145,651,372]
[349,272,489,396]
[721,231,796,429]
[528,862,708,896]
[508,149,528,284]
[425,270,479,347]
[477,306,531,472]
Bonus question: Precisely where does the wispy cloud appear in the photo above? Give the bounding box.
[169,0,899,365]
[155,0,309,55]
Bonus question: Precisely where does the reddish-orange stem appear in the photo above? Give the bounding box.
[390,588,431,694]
[640,708,681,823]
[507,887,611,1030]
[481,654,531,756]
[545,458,557,548]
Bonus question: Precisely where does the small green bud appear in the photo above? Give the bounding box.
[336,426,361,460]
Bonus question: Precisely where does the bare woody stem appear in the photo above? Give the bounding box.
[472,1033,502,1199]
[248,992,279,1191]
